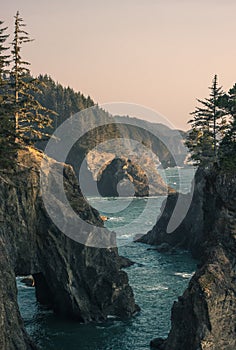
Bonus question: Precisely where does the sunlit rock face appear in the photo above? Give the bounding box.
[97,157,169,197]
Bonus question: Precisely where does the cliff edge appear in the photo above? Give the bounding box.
[0,147,138,350]
[140,168,236,350]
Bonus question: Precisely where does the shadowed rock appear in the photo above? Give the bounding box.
[139,168,236,350]
[0,147,138,349]
[21,276,35,287]
[97,157,169,197]
[136,169,205,257]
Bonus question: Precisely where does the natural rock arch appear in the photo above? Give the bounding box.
[97,157,170,197]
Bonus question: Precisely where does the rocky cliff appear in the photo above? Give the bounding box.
[0,147,138,350]
[65,117,183,198]
[137,168,205,257]
[140,168,236,350]
[97,157,170,197]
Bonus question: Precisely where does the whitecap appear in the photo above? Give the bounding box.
[174,272,194,279]
[107,315,117,319]
[109,217,125,222]
[145,285,169,291]
[17,285,34,289]
[118,233,133,239]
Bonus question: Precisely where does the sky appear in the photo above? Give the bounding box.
[2,0,236,130]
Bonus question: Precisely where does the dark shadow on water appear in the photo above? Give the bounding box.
[17,244,197,350]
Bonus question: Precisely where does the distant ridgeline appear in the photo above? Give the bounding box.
[33,75,187,171]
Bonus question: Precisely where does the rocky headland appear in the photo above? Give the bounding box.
[137,168,206,257]
[139,167,236,350]
[0,147,138,350]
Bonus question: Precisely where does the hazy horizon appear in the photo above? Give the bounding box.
[2,0,236,130]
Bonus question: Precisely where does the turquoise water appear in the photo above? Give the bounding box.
[158,167,196,194]
[17,168,197,350]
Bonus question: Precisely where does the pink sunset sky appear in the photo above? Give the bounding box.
[2,0,236,130]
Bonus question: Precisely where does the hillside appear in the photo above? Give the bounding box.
[33,75,188,174]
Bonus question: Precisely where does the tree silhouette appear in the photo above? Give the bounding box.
[0,21,17,167]
[186,75,226,165]
[10,11,53,143]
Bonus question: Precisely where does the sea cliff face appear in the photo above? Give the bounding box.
[137,168,206,258]
[144,168,236,350]
[0,147,138,350]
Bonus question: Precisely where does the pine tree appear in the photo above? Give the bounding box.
[219,84,236,169]
[186,75,226,165]
[10,11,53,143]
[0,21,10,85]
[0,20,17,168]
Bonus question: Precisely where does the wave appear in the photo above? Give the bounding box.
[17,284,34,290]
[145,285,169,291]
[88,196,164,200]
[174,272,194,279]
[164,166,185,170]
[117,233,133,239]
[109,216,125,222]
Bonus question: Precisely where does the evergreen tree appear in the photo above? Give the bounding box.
[10,11,53,143]
[33,74,94,130]
[186,75,226,165]
[0,21,10,85]
[0,20,17,168]
[219,85,236,169]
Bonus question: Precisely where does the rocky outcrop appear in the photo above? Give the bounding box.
[0,147,138,350]
[0,238,37,350]
[59,112,188,198]
[97,157,170,197]
[20,276,35,287]
[147,168,236,350]
[137,168,205,257]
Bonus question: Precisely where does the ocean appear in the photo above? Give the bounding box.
[17,167,197,350]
